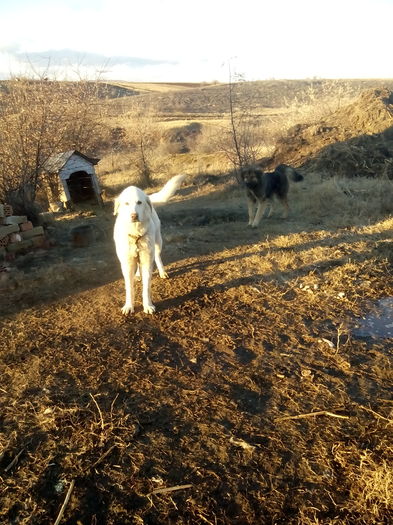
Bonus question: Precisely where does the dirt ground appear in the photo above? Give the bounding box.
[0,173,392,525]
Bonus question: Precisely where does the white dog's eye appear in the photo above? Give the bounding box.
[136,200,142,205]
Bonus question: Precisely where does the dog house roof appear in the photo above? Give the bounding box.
[43,150,100,173]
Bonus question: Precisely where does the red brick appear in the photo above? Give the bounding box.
[19,221,33,231]
[31,235,46,248]
[21,226,44,240]
[0,235,9,247]
[0,224,19,238]
[3,215,27,225]
[9,233,22,243]
[3,204,13,217]
[6,239,33,253]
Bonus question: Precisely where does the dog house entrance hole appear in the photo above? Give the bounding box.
[67,171,95,202]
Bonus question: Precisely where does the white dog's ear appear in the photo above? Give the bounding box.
[145,196,152,212]
[113,197,120,216]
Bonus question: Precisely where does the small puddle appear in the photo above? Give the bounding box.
[352,297,393,339]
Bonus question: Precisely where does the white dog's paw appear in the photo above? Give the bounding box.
[159,270,169,279]
[121,304,134,315]
[143,303,156,314]
[251,223,259,228]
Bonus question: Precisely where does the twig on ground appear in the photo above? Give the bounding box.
[360,405,393,423]
[4,448,25,472]
[197,513,216,525]
[54,479,75,525]
[148,484,192,496]
[89,393,105,430]
[91,444,117,468]
[275,410,349,422]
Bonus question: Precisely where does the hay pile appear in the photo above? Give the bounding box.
[262,88,393,177]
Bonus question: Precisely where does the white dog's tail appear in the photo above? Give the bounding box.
[149,174,187,203]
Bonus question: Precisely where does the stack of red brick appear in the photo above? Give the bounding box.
[0,203,48,261]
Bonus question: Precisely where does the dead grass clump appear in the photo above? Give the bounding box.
[271,80,362,140]
[304,135,393,180]
[332,443,393,523]
[262,88,393,173]
[294,173,393,227]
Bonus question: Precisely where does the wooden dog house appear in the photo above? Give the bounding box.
[43,150,102,209]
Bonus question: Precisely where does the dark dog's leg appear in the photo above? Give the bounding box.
[247,194,257,226]
[251,198,272,227]
[279,196,289,219]
[247,198,255,226]
[265,200,274,218]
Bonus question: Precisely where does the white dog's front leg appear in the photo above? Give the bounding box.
[120,259,137,315]
[141,264,155,314]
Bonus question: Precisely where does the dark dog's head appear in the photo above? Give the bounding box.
[239,166,264,187]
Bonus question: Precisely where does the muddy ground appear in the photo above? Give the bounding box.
[0,176,392,525]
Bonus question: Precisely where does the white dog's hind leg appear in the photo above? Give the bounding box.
[155,250,168,279]
[120,259,137,315]
[154,231,168,279]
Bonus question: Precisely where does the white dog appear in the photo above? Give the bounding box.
[113,174,186,315]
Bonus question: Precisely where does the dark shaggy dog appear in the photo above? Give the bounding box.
[239,164,304,227]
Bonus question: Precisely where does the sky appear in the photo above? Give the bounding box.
[0,0,392,83]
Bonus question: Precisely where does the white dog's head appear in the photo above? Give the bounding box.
[114,186,152,223]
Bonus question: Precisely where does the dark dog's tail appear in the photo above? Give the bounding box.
[275,164,304,182]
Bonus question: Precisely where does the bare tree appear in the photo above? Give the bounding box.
[0,72,106,218]
[127,99,161,187]
[220,67,266,179]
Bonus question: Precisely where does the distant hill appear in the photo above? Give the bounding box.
[3,77,393,117]
[102,78,393,115]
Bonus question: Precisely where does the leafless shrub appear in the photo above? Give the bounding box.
[216,71,268,177]
[126,100,163,187]
[268,80,362,144]
[0,72,106,218]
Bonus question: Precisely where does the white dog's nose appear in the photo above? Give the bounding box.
[131,213,138,221]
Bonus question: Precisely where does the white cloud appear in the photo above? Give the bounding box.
[0,0,392,81]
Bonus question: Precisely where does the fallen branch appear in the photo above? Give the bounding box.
[89,393,105,431]
[4,448,25,472]
[148,484,192,496]
[360,405,393,423]
[54,479,75,525]
[91,445,117,468]
[275,410,349,422]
